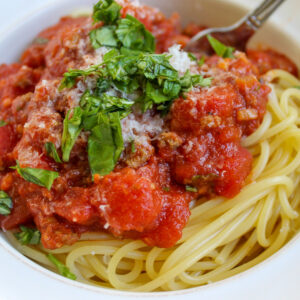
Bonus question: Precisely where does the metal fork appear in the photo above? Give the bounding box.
[185,0,286,52]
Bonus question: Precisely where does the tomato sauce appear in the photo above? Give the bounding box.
[0,0,298,249]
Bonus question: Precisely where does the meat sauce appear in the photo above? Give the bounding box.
[0,0,297,249]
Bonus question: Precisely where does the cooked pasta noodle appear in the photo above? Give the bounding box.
[5,69,300,292]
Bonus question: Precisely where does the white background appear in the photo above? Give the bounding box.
[0,1,299,300]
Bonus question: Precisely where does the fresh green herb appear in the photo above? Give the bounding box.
[0,120,7,127]
[59,65,101,90]
[198,56,205,67]
[60,50,204,113]
[91,0,155,52]
[162,186,170,192]
[33,37,49,45]
[185,185,198,193]
[188,52,197,61]
[11,161,59,190]
[45,142,62,163]
[192,74,212,87]
[61,107,83,162]
[293,86,300,89]
[116,15,155,52]
[14,226,41,245]
[0,191,13,216]
[130,139,136,153]
[92,0,121,24]
[207,34,235,58]
[47,254,77,280]
[88,112,123,177]
[90,26,119,48]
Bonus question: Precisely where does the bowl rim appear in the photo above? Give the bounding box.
[0,0,299,297]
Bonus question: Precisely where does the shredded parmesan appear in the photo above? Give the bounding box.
[121,111,164,144]
[168,44,194,75]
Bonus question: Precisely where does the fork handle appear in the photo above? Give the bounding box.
[245,0,286,30]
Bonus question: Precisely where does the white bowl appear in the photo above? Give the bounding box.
[0,0,299,299]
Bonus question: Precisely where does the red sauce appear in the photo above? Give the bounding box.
[0,0,297,249]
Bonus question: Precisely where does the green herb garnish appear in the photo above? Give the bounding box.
[131,139,136,153]
[116,15,155,52]
[0,191,13,215]
[0,120,7,127]
[47,254,77,280]
[185,185,198,193]
[207,34,235,58]
[91,0,155,52]
[14,226,41,245]
[92,0,121,24]
[45,142,62,163]
[61,107,83,162]
[88,112,123,176]
[198,56,205,67]
[11,161,59,190]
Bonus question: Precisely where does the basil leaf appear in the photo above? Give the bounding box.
[0,120,7,127]
[88,112,123,176]
[146,81,170,104]
[207,34,235,58]
[188,52,197,61]
[45,142,62,163]
[0,191,13,216]
[95,78,111,94]
[131,140,136,153]
[192,75,212,87]
[198,56,205,67]
[186,185,198,192]
[59,65,102,90]
[293,86,300,89]
[47,254,76,280]
[11,161,59,190]
[90,26,119,49]
[116,15,155,52]
[62,107,83,162]
[92,0,121,24]
[14,226,41,245]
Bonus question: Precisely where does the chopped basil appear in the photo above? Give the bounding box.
[162,186,170,192]
[192,74,212,87]
[90,26,119,48]
[116,15,155,52]
[47,254,76,280]
[0,120,7,127]
[198,56,205,67]
[45,142,62,163]
[207,34,235,58]
[186,185,198,193]
[131,140,136,153]
[61,107,83,162]
[188,52,197,61]
[14,226,41,245]
[59,65,101,91]
[91,0,155,52]
[0,191,13,216]
[11,161,59,190]
[92,0,121,24]
[88,112,123,176]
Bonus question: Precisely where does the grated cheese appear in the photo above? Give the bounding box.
[168,44,195,75]
[121,111,164,144]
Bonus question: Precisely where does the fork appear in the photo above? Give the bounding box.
[184,0,286,52]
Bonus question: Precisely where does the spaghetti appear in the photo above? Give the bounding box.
[5,70,300,291]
